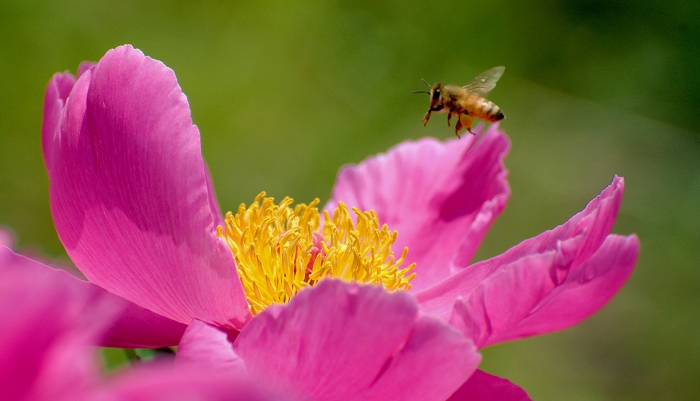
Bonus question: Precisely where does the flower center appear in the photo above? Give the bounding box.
[217,192,416,315]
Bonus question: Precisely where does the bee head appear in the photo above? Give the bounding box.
[429,83,445,111]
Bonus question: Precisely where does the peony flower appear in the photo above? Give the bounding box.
[0,246,280,401]
[40,44,639,396]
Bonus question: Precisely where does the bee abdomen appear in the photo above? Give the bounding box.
[491,107,505,121]
[465,95,505,122]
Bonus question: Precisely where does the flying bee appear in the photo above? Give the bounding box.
[413,66,506,138]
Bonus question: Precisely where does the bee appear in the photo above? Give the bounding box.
[413,66,506,138]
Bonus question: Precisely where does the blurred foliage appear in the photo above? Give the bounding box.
[1,0,699,400]
[101,348,132,372]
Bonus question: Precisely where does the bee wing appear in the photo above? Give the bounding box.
[462,66,505,96]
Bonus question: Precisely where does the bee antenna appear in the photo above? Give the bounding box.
[421,78,431,88]
[411,90,429,94]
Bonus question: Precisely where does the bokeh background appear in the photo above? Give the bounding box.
[1,0,698,399]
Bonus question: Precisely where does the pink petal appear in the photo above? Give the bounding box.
[102,301,188,348]
[204,162,225,228]
[416,177,634,347]
[359,315,481,401]
[101,364,285,401]
[467,175,625,285]
[0,246,186,348]
[176,319,246,375]
[0,247,120,401]
[485,234,639,344]
[45,45,250,330]
[447,370,531,401]
[416,176,624,316]
[326,125,510,291]
[76,61,93,78]
[235,279,479,401]
[42,71,76,170]
[447,252,559,348]
[0,226,14,248]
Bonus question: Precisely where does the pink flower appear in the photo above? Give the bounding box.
[41,44,638,397]
[0,246,279,401]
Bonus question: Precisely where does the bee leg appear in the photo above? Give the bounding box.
[454,119,463,138]
[447,112,453,127]
[422,110,432,126]
[459,114,474,136]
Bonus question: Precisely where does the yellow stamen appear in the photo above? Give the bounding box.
[217,192,416,315]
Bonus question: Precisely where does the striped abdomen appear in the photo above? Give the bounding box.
[463,94,505,122]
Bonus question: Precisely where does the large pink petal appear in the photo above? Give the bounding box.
[447,370,531,401]
[326,125,510,291]
[416,176,624,317]
[484,234,639,344]
[45,45,250,330]
[0,246,186,348]
[235,280,479,401]
[176,319,246,375]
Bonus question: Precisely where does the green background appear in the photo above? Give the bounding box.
[1,0,698,399]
